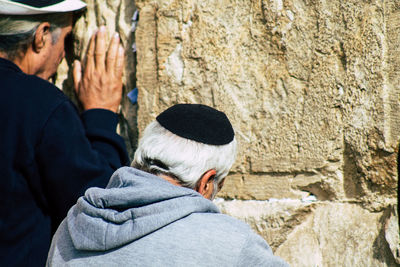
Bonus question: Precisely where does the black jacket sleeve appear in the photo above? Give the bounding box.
[35,100,129,225]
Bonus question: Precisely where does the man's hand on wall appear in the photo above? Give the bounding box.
[73,26,124,113]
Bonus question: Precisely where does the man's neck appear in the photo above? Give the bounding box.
[0,53,10,62]
[0,51,33,75]
[158,174,182,187]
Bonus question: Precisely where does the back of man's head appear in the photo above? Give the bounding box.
[132,104,237,195]
[0,0,85,60]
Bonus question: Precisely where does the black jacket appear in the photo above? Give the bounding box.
[0,58,129,266]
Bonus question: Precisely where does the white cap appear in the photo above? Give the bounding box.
[0,0,86,15]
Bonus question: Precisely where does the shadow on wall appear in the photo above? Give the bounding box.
[372,206,399,266]
[55,3,139,161]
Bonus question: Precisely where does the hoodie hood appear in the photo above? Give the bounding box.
[67,167,220,251]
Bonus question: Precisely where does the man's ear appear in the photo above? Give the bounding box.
[196,169,216,198]
[33,22,51,53]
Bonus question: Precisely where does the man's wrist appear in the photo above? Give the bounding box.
[81,108,119,132]
[82,104,118,113]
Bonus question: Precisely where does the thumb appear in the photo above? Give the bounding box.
[73,60,82,93]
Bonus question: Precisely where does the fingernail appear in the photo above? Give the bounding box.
[114,32,119,39]
[73,60,80,69]
[99,26,106,32]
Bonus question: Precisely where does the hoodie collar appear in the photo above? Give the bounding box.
[67,167,220,251]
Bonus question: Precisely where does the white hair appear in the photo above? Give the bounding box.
[132,121,237,189]
[0,13,70,60]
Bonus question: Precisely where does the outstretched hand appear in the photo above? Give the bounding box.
[73,26,124,113]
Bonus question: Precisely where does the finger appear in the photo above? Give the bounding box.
[73,60,82,93]
[106,32,120,73]
[115,45,125,79]
[95,26,107,70]
[85,33,96,71]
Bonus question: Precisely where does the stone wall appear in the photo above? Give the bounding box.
[58,0,399,266]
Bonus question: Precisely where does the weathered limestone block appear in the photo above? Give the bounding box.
[215,198,316,250]
[134,0,397,210]
[275,203,399,266]
[218,200,399,267]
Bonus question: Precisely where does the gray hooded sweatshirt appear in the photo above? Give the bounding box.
[47,167,289,267]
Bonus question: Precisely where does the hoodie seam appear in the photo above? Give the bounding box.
[104,220,109,250]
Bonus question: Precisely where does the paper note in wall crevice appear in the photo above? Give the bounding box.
[127,88,138,104]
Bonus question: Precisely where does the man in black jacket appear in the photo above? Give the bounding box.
[0,1,129,265]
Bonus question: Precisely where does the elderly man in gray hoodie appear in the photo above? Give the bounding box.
[47,104,289,267]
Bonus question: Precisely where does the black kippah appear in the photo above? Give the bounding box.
[156,104,234,145]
